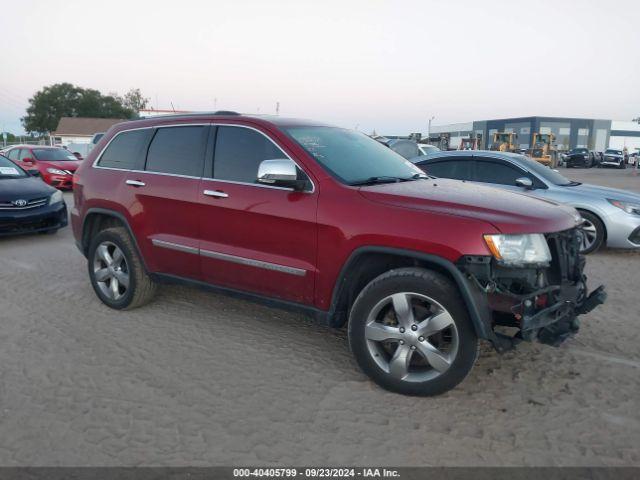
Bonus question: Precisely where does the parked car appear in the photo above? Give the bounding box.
[564,148,595,168]
[71,113,605,396]
[600,149,626,169]
[0,154,67,236]
[3,145,82,189]
[417,144,440,156]
[412,150,640,254]
[88,132,105,153]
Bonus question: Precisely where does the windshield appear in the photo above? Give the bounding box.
[513,154,573,186]
[605,149,622,155]
[32,148,78,162]
[568,148,588,154]
[284,126,425,185]
[0,155,27,178]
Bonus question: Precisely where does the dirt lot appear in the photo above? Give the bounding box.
[0,168,639,466]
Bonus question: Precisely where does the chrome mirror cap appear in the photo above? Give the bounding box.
[515,177,533,189]
[257,159,298,186]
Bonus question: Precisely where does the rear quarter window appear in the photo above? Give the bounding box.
[97,129,153,170]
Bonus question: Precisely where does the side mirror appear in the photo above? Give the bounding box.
[515,177,534,189]
[28,169,41,178]
[22,157,35,165]
[257,159,306,191]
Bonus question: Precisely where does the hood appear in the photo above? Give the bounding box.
[38,160,81,171]
[359,179,580,234]
[0,176,56,202]
[565,183,640,203]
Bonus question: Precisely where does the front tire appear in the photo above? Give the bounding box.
[348,268,478,396]
[87,227,157,310]
[578,210,605,254]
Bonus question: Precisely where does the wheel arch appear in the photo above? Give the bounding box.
[575,207,608,243]
[328,247,493,341]
[81,208,148,271]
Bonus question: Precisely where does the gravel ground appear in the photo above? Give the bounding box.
[0,168,638,466]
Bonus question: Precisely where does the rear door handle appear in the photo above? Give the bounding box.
[203,189,229,198]
[126,179,146,187]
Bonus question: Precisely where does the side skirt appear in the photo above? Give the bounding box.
[151,273,330,326]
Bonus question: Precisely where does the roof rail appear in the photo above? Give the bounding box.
[212,110,240,116]
[137,110,243,120]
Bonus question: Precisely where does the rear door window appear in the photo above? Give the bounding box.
[213,126,288,183]
[97,129,153,170]
[420,158,473,180]
[145,126,208,177]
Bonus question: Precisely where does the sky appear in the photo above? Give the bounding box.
[1,0,639,135]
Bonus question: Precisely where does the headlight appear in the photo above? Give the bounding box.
[608,199,640,216]
[46,168,68,175]
[49,190,63,205]
[483,234,551,266]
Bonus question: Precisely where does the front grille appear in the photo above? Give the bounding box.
[546,228,582,284]
[0,197,49,210]
[0,216,60,234]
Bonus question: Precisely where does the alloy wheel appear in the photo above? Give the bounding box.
[579,220,598,252]
[93,241,130,301]
[364,292,459,382]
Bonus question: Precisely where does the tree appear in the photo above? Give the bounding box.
[121,88,150,114]
[21,83,139,134]
[633,116,640,124]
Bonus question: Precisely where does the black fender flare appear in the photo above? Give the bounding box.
[80,208,149,271]
[328,246,495,342]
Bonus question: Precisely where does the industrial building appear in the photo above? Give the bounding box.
[428,116,640,153]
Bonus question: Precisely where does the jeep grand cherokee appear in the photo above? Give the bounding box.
[71,112,605,396]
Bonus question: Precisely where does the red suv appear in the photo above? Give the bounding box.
[4,145,81,189]
[71,113,605,396]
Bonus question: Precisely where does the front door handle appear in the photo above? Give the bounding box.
[203,189,229,198]
[125,179,146,187]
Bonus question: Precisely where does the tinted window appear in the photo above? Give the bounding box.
[7,149,20,160]
[98,129,153,170]
[214,126,287,183]
[19,149,32,160]
[421,159,472,180]
[475,160,525,186]
[145,126,207,177]
[32,148,77,161]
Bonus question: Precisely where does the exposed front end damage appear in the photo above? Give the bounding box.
[458,228,606,350]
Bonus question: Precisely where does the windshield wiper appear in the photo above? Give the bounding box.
[350,173,429,186]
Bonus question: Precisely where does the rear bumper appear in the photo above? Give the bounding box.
[0,202,68,236]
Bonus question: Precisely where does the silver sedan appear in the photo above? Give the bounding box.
[412,151,640,254]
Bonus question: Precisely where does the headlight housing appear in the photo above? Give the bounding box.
[46,168,67,175]
[608,199,640,216]
[483,234,551,266]
[49,190,63,205]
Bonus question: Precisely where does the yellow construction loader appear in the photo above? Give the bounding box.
[529,133,557,167]
[490,132,518,152]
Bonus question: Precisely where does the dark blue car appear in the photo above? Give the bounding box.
[0,154,68,236]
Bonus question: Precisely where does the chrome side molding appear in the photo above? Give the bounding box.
[151,239,305,277]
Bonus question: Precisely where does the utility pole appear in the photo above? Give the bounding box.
[427,116,435,143]
[276,102,280,115]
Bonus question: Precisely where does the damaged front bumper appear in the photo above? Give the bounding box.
[459,228,606,350]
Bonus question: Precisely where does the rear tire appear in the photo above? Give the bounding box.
[348,267,478,396]
[87,227,157,310]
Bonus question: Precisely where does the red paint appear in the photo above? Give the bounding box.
[72,114,577,312]
[5,145,81,190]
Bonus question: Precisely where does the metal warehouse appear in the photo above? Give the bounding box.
[428,116,640,152]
